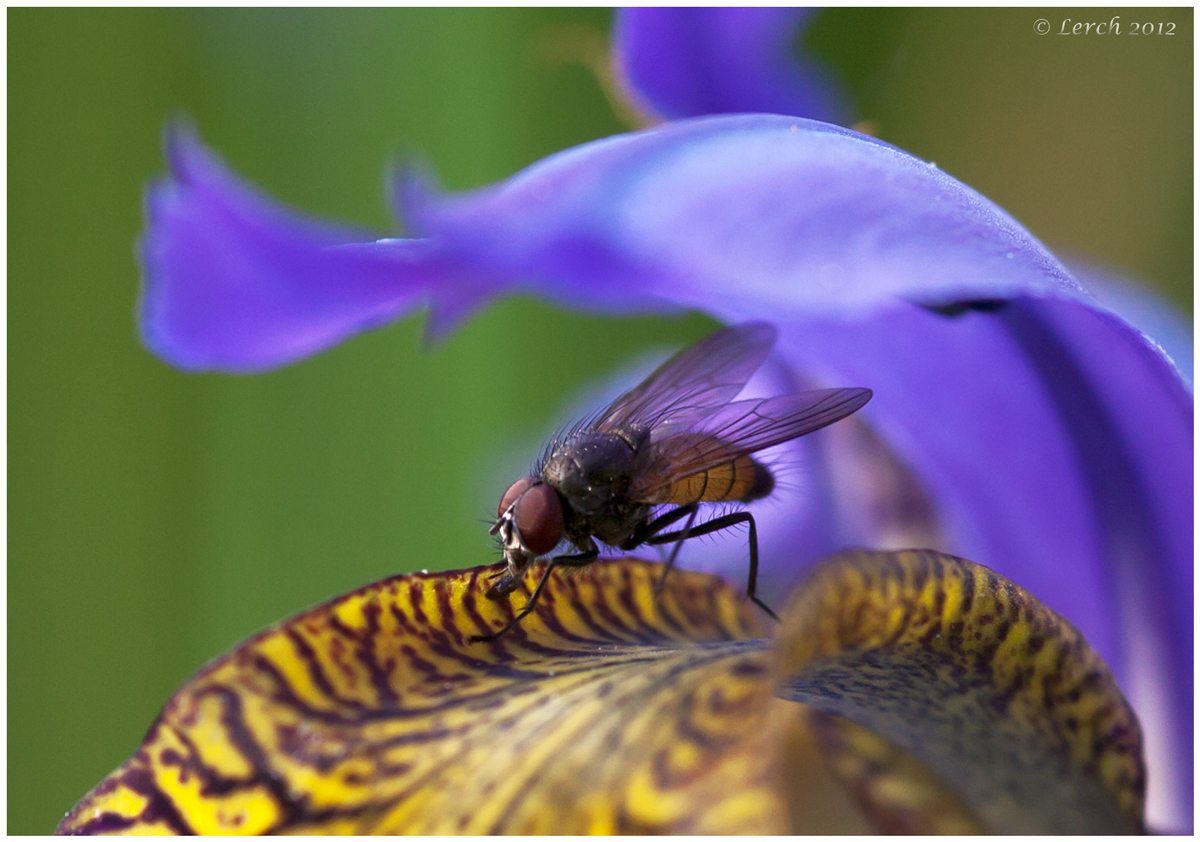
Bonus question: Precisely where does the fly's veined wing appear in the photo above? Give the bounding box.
[591,322,777,436]
[629,388,873,502]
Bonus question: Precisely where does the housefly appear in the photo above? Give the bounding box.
[470,322,872,641]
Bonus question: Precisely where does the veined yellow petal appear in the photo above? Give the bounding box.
[57,560,781,835]
[57,550,1146,835]
[774,549,1145,834]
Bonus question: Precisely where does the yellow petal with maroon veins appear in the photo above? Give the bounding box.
[56,549,1146,835]
[773,549,1145,834]
[57,559,784,835]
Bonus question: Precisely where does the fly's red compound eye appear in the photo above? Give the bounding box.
[498,476,536,517]
[513,483,564,556]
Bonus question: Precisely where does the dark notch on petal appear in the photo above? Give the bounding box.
[921,298,1010,318]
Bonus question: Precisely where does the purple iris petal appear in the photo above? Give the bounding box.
[139,123,476,372]
[613,8,850,124]
[783,301,1192,825]
[401,117,1082,313]
[1067,256,1193,386]
[141,114,1190,827]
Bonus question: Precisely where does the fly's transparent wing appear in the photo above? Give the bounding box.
[589,322,777,436]
[628,388,873,502]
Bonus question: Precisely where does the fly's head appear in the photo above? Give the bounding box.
[487,476,564,597]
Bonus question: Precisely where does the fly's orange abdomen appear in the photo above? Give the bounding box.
[652,433,776,505]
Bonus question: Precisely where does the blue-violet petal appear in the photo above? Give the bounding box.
[613,8,851,124]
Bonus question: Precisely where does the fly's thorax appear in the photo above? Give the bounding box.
[541,431,637,514]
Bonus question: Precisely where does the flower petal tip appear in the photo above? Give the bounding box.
[137,121,444,372]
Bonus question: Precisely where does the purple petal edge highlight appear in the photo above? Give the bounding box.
[401,116,1086,318]
[1066,256,1193,387]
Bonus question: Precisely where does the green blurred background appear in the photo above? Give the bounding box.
[8,8,1191,833]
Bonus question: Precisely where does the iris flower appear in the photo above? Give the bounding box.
[60,8,1190,834]
[59,551,1145,834]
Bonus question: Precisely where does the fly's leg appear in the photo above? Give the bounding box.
[645,511,780,623]
[485,555,531,598]
[622,504,699,549]
[485,568,519,597]
[469,547,599,642]
[655,508,697,596]
[620,504,700,598]
[470,560,561,642]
